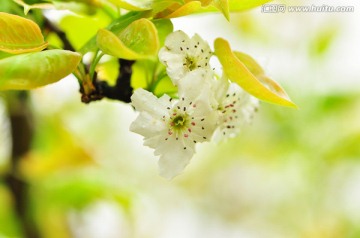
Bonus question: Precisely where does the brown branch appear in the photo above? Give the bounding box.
[81,59,134,104]
[4,92,39,238]
[43,18,134,104]
[43,17,75,52]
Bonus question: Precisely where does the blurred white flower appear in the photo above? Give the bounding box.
[213,75,259,141]
[130,70,218,179]
[159,30,212,85]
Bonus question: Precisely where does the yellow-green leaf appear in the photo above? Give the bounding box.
[97,29,143,59]
[228,0,271,11]
[106,0,152,10]
[152,19,173,46]
[214,38,297,108]
[151,0,184,13]
[233,51,264,77]
[97,18,159,60]
[0,12,48,54]
[212,0,230,21]
[0,50,81,90]
[195,0,271,17]
[234,51,292,100]
[13,0,54,15]
[155,1,202,18]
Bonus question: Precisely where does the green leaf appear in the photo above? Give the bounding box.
[233,51,264,76]
[59,11,111,50]
[106,0,152,10]
[195,0,271,17]
[52,1,97,14]
[233,51,292,101]
[228,0,271,11]
[0,50,81,90]
[153,0,269,19]
[97,18,159,60]
[152,19,173,46]
[0,12,48,54]
[131,59,176,97]
[212,0,230,21]
[155,1,202,18]
[0,51,11,60]
[80,11,147,54]
[13,0,54,14]
[151,0,184,13]
[214,38,297,108]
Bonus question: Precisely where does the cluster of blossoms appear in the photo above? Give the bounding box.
[130,31,259,179]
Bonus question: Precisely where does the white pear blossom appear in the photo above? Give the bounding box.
[158,30,212,85]
[131,30,262,178]
[130,70,218,179]
[213,75,259,141]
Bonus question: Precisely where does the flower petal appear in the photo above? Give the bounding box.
[178,69,217,114]
[162,30,190,54]
[131,88,171,117]
[157,136,195,179]
[130,111,166,139]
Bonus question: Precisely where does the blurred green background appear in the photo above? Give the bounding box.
[1,0,360,237]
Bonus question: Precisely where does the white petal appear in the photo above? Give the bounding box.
[157,136,195,179]
[131,88,170,117]
[214,83,259,141]
[143,134,165,151]
[213,74,230,103]
[190,33,212,60]
[178,69,218,113]
[178,69,212,100]
[162,30,190,54]
[130,111,166,139]
[159,50,187,83]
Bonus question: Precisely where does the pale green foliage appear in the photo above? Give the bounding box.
[0,50,81,90]
[0,12,48,53]
[214,38,297,108]
[97,19,159,59]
